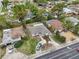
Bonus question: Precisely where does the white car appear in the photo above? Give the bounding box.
[7,45,14,54]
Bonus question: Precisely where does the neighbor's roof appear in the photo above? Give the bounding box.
[2,26,25,45]
[65,17,79,23]
[47,20,63,30]
[63,8,73,13]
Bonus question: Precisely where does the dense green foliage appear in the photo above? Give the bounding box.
[53,32,65,43]
[51,2,67,19]
[73,23,79,35]
[12,4,27,20]
[62,20,74,30]
[14,40,23,48]
[34,0,49,3]
[72,0,79,4]
[17,37,39,54]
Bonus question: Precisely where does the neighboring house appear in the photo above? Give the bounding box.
[60,31,77,43]
[63,8,78,15]
[27,23,59,51]
[68,4,79,13]
[65,17,79,26]
[27,23,52,37]
[46,20,64,32]
[1,26,25,46]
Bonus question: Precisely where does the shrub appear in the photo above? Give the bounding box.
[14,40,23,48]
[53,32,65,43]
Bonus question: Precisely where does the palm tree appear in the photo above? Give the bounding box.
[51,2,67,19]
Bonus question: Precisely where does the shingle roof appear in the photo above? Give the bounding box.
[2,26,25,45]
[27,23,52,36]
[47,20,63,30]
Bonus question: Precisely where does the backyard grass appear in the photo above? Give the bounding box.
[15,37,39,55]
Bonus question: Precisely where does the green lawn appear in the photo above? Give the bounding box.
[15,37,39,55]
[52,33,65,43]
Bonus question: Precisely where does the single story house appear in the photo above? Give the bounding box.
[27,23,52,37]
[46,20,64,32]
[27,23,54,50]
[68,4,79,13]
[1,26,25,46]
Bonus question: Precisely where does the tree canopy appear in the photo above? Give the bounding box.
[12,4,27,20]
[2,0,9,7]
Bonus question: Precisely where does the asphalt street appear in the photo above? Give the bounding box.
[36,43,79,59]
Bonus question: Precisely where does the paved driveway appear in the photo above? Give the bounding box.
[2,45,28,59]
[2,52,28,59]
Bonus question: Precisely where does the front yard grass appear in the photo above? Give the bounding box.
[15,37,39,55]
[52,32,65,43]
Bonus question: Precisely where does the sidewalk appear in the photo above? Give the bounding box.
[29,38,79,59]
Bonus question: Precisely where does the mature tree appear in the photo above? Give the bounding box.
[62,20,74,30]
[25,2,38,15]
[73,23,79,35]
[51,2,67,19]
[34,0,49,3]
[33,9,47,22]
[53,31,65,43]
[72,0,79,5]
[12,4,28,29]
